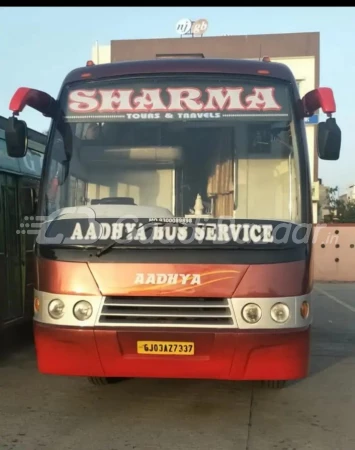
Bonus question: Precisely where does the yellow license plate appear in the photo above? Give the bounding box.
[137,341,195,355]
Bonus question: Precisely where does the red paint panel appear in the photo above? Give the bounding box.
[37,258,310,298]
[228,328,310,380]
[9,87,55,116]
[35,258,101,295]
[95,329,234,379]
[33,323,104,377]
[34,323,310,381]
[9,87,33,113]
[233,260,311,297]
[88,263,248,297]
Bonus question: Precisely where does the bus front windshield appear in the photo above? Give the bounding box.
[42,75,302,223]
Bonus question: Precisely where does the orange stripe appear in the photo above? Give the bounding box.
[166,276,235,294]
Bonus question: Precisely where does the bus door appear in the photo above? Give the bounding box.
[19,176,40,321]
[0,173,23,323]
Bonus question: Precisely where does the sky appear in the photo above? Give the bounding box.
[0,6,353,192]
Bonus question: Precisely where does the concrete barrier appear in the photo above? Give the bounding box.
[313,224,355,282]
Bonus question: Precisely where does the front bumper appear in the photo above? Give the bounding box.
[33,323,311,380]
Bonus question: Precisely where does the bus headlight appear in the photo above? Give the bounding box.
[271,303,290,323]
[48,299,65,319]
[73,301,93,321]
[241,303,262,324]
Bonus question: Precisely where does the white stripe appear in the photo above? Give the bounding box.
[64,113,289,120]
[315,286,355,313]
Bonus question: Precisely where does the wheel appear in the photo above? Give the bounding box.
[87,376,110,386]
[262,380,287,389]
[87,376,128,386]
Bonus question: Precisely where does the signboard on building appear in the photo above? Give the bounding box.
[175,18,208,37]
[312,181,320,201]
[304,115,319,125]
[175,18,192,36]
[191,19,208,35]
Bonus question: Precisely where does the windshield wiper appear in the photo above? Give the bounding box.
[95,220,204,257]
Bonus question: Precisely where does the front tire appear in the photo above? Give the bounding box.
[87,376,109,386]
[262,380,287,389]
[87,376,128,386]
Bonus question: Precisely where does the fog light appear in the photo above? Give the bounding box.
[271,303,289,323]
[48,299,65,319]
[73,301,93,321]
[241,303,262,323]
[300,301,310,319]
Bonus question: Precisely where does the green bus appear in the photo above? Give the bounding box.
[0,115,45,338]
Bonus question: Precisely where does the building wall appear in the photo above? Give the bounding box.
[347,185,355,200]
[338,185,355,202]
[110,32,319,67]
[91,44,110,64]
[313,224,355,281]
[252,55,318,222]
[271,57,316,173]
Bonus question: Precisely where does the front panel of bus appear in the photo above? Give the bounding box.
[33,74,312,380]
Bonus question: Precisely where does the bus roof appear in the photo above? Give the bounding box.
[63,58,297,85]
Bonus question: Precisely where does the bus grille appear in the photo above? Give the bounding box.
[97,296,236,328]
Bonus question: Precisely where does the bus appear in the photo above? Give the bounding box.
[4,58,341,388]
[0,116,45,340]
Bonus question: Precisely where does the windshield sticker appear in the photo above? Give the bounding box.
[134,273,201,285]
[65,84,290,122]
[68,221,275,244]
[35,217,312,248]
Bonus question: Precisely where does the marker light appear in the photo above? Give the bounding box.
[271,303,290,323]
[300,301,310,319]
[48,299,65,319]
[34,297,40,313]
[73,301,93,321]
[241,303,262,324]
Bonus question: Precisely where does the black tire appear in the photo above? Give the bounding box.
[87,376,110,386]
[262,380,287,389]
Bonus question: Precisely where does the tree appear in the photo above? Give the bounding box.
[325,186,355,223]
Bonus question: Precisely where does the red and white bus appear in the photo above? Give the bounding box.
[4,57,341,388]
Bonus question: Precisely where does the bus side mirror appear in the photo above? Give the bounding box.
[6,87,57,158]
[302,87,341,160]
[5,116,28,158]
[317,117,341,161]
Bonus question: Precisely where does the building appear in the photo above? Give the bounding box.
[91,31,320,222]
[348,185,355,200]
[339,185,355,206]
[317,179,333,222]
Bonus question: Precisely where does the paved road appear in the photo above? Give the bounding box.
[0,282,354,450]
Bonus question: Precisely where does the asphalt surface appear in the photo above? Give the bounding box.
[0,282,354,450]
